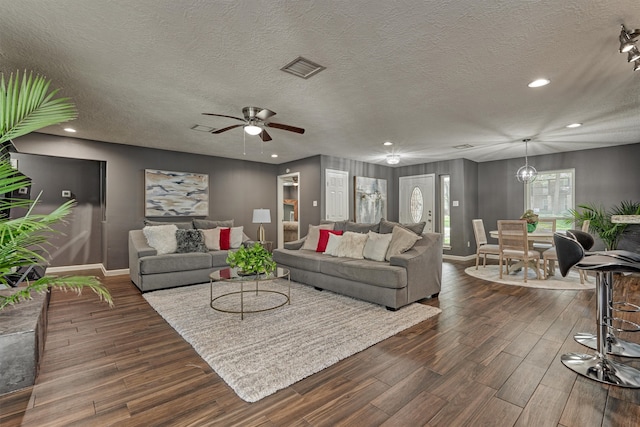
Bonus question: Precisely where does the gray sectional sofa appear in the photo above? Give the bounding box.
[128,219,240,292]
[273,220,442,310]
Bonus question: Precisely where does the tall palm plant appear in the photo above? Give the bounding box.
[568,200,640,250]
[0,70,112,310]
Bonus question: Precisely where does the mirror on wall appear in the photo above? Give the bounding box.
[277,173,300,248]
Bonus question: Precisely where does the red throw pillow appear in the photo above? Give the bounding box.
[316,229,343,252]
[219,227,231,250]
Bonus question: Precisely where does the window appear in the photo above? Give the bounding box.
[525,168,575,230]
[440,175,450,247]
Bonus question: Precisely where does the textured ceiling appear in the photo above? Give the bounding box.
[1,1,639,166]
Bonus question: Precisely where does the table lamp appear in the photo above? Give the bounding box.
[252,208,271,242]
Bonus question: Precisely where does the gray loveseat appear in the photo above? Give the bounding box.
[272,220,442,310]
[129,219,240,292]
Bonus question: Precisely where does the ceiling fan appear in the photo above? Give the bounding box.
[202,107,305,142]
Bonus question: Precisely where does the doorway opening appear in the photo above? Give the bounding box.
[277,172,300,248]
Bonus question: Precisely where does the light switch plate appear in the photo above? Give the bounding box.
[62,190,71,198]
[452,200,459,207]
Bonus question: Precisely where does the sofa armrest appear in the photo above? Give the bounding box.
[389,232,442,300]
[129,230,157,258]
[284,237,306,250]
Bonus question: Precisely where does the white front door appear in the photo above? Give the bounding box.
[399,174,435,232]
[325,169,349,221]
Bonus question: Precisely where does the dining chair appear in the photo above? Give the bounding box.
[498,220,541,282]
[472,219,501,269]
[532,218,557,252]
[581,219,590,232]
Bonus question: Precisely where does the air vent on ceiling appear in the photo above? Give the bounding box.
[191,124,215,132]
[454,144,474,149]
[281,56,326,79]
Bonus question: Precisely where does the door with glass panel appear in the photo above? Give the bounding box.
[399,174,435,232]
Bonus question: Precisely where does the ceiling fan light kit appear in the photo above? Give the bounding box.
[244,124,262,135]
[619,24,640,70]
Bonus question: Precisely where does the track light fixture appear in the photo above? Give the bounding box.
[619,24,640,71]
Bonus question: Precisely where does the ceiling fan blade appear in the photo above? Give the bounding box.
[202,113,246,123]
[265,122,305,134]
[211,124,243,134]
[260,129,272,142]
[256,108,276,121]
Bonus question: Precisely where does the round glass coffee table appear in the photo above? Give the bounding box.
[209,267,290,320]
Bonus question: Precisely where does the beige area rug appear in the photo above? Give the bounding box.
[143,279,441,403]
[465,265,595,290]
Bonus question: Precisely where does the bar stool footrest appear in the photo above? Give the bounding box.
[612,300,640,313]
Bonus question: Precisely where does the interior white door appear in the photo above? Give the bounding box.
[325,169,349,221]
[399,174,435,232]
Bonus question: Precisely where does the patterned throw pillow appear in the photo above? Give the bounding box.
[175,229,207,253]
[143,224,178,255]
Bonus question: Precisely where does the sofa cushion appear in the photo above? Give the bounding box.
[301,223,335,251]
[210,250,230,267]
[323,233,343,256]
[175,229,207,253]
[230,226,244,249]
[143,224,178,255]
[321,220,348,232]
[202,227,222,250]
[144,219,193,229]
[319,257,407,289]
[345,221,380,234]
[139,252,212,274]
[317,229,343,252]
[379,218,426,235]
[272,248,327,272]
[193,219,234,229]
[363,231,393,262]
[335,231,369,259]
[385,226,422,261]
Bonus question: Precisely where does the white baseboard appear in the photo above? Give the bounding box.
[443,254,476,262]
[46,264,129,277]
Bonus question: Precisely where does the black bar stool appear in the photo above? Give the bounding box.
[554,232,640,388]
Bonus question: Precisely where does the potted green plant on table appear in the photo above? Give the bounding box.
[520,209,539,232]
[0,70,113,309]
[226,242,276,276]
[568,200,640,250]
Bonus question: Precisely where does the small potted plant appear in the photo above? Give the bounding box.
[226,242,276,276]
[520,209,539,232]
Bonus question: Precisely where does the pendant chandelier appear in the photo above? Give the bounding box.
[516,138,537,183]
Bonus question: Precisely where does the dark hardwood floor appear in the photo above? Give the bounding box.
[1,261,639,426]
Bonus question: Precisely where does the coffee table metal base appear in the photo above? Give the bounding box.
[210,288,289,320]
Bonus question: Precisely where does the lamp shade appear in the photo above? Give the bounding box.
[252,208,271,224]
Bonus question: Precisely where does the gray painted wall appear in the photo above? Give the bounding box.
[15,133,278,270]
[478,143,640,251]
[11,153,103,267]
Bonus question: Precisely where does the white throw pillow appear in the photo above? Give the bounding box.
[335,231,369,259]
[301,223,335,251]
[143,224,178,255]
[202,227,221,250]
[230,226,244,249]
[385,226,422,261]
[323,233,343,256]
[363,231,393,262]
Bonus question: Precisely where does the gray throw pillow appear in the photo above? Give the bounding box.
[379,218,426,235]
[175,229,207,253]
[321,220,348,232]
[345,221,380,233]
[193,219,234,229]
[385,226,422,261]
[144,219,193,230]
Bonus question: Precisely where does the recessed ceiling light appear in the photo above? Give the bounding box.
[383,141,393,146]
[64,128,76,133]
[271,154,278,158]
[566,123,582,128]
[528,78,550,88]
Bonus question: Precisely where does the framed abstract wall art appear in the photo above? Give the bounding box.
[354,176,387,223]
[144,169,208,217]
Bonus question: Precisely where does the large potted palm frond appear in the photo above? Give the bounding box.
[0,70,112,309]
[568,200,640,250]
